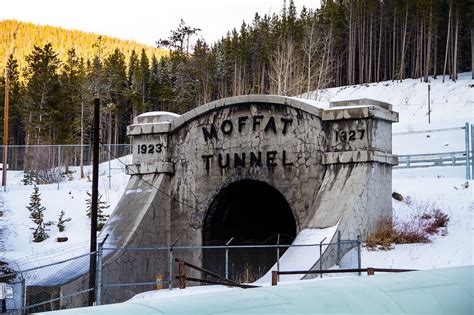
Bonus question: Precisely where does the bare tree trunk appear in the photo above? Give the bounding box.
[377,6,382,82]
[348,1,354,85]
[452,11,459,81]
[424,1,433,83]
[114,113,119,156]
[443,0,452,83]
[368,11,373,82]
[392,12,396,81]
[472,27,474,79]
[399,3,409,81]
[303,14,316,92]
[80,99,84,178]
[433,27,438,78]
[233,61,237,95]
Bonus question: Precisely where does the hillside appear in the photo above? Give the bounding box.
[0,19,167,69]
[0,74,472,271]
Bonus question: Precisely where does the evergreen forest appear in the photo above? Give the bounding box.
[0,0,472,147]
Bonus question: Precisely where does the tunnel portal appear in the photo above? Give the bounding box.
[202,180,296,281]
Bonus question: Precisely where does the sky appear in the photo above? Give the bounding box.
[2,0,321,46]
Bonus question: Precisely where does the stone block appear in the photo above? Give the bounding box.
[330,98,393,110]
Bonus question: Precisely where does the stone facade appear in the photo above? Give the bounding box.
[59,95,398,305]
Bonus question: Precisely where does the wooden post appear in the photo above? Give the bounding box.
[271,271,278,286]
[367,267,375,276]
[178,261,186,289]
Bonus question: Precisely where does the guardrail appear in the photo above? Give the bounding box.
[393,122,473,180]
[395,151,471,168]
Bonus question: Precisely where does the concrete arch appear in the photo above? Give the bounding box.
[60,96,398,306]
[170,95,323,131]
[202,179,297,245]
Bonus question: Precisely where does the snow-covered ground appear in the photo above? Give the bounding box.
[303,72,473,125]
[0,157,130,271]
[0,74,472,289]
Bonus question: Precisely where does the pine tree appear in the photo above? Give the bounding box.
[24,43,61,145]
[148,55,161,110]
[27,185,46,224]
[57,210,71,232]
[138,48,150,111]
[85,191,110,231]
[27,185,49,242]
[59,48,86,144]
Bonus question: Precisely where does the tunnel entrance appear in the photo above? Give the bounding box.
[202,180,296,282]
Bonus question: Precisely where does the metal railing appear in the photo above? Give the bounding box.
[270,267,417,286]
[393,122,473,179]
[396,151,471,168]
[0,239,360,313]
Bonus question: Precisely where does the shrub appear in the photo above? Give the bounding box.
[365,204,449,250]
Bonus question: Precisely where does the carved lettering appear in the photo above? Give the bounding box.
[253,115,264,131]
[221,119,233,135]
[203,115,295,141]
[238,116,248,132]
[218,153,230,169]
[281,118,293,135]
[264,116,277,134]
[282,150,293,166]
[250,151,262,167]
[266,151,277,167]
[202,124,218,142]
[234,153,246,168]
[202,150,294,171]
[202,154,214,171]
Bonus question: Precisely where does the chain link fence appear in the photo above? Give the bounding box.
[1,252,93,314]
[0,239,360,313]
[0,144,132,188]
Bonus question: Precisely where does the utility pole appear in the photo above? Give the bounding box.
[88,98,100,306]
[2,68,10,191]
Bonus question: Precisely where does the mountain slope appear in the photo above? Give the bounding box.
[0,19,166,69]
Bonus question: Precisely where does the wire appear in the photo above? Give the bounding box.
[99,143,204,213]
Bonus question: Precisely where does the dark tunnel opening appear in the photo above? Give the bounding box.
[202,180,296,282]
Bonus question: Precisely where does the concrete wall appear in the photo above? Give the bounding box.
[58,95,398,305]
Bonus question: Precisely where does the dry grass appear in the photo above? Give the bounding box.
[365,204,449,251]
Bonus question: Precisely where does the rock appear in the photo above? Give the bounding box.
[56,236,68,242]
[392,192,403,201]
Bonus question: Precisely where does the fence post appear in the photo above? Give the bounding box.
[57,145,61,190]
[319,237,326,279]
[465,122,471,180]
[471,124,474,180]
[108,143,112,189]
[95,243,103,306]
[276,234,280,280]
[178,261,186,289]
[21,278,26,312]
[271,271,278,286]
[336,231,341,265]
[471,124,474,179]
[168,246,173,290]
[357,236,362,276]
[225,237,233,279]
